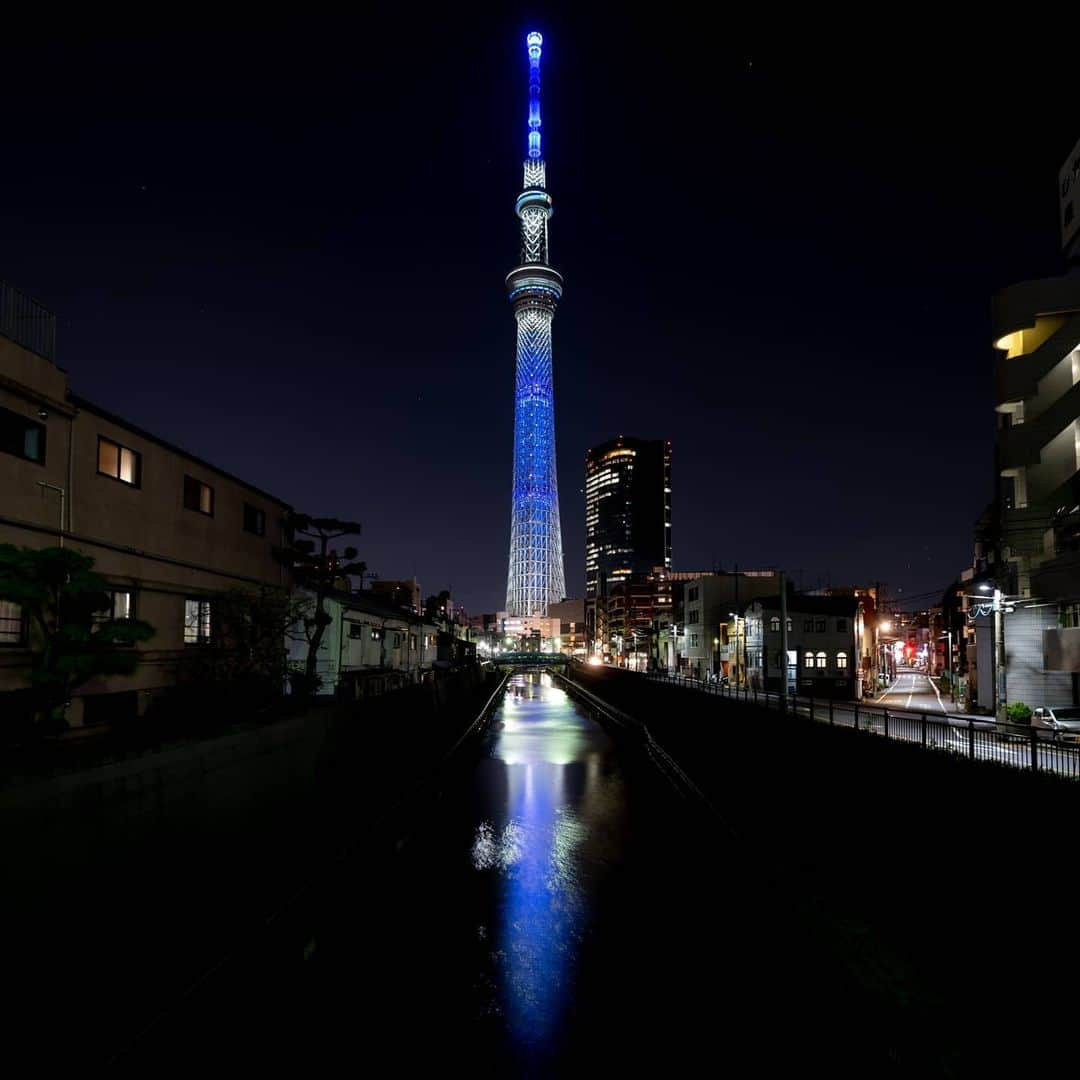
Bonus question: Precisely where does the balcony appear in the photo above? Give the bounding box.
[0,279,56,361]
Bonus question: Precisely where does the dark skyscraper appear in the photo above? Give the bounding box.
[584,437,671,599]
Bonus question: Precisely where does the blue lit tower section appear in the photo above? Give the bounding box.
[506,30,566,616]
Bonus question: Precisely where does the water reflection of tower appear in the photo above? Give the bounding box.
[483,673,626,1050]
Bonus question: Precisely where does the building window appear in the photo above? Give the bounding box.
[98,436,141,486]
[410,633,417,651]
[0,600,26,645]
[786,618,793,632]
[837,618,847,632]
[94,589,133,623]
[184,598,212,645]
[815,618,826,632]
[184,475,214,515]
[769,616,780,632]
[688,586,699,603]
[804,651,814,669]
[690,632,700,648]
[688,608,700,625]
[371,628,383,641]
[0,405,46,464]
[837,651,849,669]
[243,503,266,536]
[348,623,364,640]
[815,651,827,669]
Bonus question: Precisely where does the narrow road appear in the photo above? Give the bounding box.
[876,667,950,713]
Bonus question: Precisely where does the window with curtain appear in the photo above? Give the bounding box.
[98,436,141,486]
[0,600,25,644]
[184,598,212,644]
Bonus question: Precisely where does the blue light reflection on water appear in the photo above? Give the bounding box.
[471,673,625,1051]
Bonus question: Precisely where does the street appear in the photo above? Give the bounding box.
[875,667,952,714]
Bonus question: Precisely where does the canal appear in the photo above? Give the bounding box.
[275,671,845,1073]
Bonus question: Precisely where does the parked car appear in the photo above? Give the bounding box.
[1030,706,1080,742]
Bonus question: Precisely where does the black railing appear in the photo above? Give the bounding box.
[637,670,1080,780]
[0,279,56,361]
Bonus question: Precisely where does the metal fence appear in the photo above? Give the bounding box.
[0,278,56,361]
[640,670,1080,780]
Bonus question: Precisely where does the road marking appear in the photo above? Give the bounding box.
[928,675,949,715]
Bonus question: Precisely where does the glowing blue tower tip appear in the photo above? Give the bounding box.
[526,31,543,160]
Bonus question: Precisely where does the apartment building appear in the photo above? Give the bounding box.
[0,280,291,725]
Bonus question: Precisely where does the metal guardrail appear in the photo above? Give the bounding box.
[0,279,56,361]
[638,670,1080,780]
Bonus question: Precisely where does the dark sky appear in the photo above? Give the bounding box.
[2,14,1076,612]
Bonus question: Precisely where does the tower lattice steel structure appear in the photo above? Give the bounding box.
[505,30,566,616]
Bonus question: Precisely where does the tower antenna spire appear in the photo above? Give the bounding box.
[527,30,542,160]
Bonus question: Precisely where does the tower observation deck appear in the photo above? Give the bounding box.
[505,30,566,617]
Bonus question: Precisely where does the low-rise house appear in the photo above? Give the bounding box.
[745,593,866,699]
[289,588,445,698]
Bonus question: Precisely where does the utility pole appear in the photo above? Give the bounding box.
[779,571,789,709]
[994,587,1007,730]
[947,628,955,704]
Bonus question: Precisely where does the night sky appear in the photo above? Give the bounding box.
[3,15,1076,613]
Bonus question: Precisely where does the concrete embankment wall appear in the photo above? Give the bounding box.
[568,663,1080,1077]
[2,667,498,1067]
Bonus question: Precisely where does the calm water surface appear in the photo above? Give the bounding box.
[294,672,822,1073]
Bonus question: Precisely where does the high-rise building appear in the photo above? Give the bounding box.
[585,437,671,599]
[504,31,565,616]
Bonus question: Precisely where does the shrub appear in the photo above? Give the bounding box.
[1007,701,1033,722]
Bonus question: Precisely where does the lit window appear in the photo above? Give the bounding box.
[804,652,814,669]
[837,651,849,669]
[184,598,212,644]
[0,599,26,645]
[769,616,780,632]
[184,475,214,516]
[0,405,46,464]
[98,436,141,486]
[815,651,827,669]
[94,589,133,623]
[371,628,383,641]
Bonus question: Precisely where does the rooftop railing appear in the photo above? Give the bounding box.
[0,279,56,361]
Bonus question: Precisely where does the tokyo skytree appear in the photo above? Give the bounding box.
[505,30,566,616]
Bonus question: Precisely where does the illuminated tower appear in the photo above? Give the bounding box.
[505,30,566,616]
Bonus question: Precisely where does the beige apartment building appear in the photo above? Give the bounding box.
[0,281,292,726]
